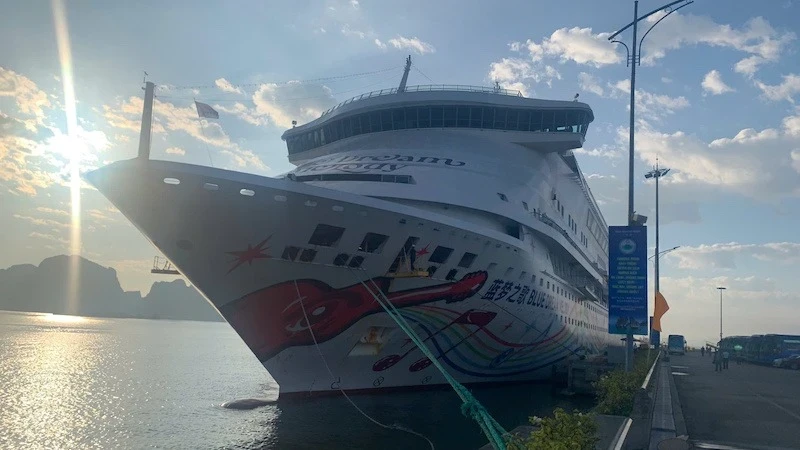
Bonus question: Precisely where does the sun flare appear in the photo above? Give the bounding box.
[52,0,81,315]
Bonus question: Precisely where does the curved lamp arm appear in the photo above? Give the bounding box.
[638,1,694,58]
[611,40,631,67]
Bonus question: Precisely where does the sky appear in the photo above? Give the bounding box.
[1,0,799,346]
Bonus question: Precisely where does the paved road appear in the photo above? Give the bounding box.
[670,351,800,449]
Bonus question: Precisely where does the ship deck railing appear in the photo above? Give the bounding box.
[319,84,524,118]
[531,210,607,289]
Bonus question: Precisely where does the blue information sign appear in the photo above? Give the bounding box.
[608,226,648,335]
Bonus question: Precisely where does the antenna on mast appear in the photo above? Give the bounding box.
[397,55,412,93]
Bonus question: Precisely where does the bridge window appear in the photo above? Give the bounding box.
[470,107,482,127]
[458,252,477,268]
[443,106,457,127]
[458,107,470,127]
[309,224,345,247]
[419,107,431,127]
[285,105,592,155]
[429,246,453,264]
[359,233,389,253]
[431,106,443,127]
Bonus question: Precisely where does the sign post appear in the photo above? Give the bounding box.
[608,226,648,372]
[650,315,660,350]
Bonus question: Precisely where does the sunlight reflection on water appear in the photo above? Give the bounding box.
[0,311,586,450]
[0,312,280,449]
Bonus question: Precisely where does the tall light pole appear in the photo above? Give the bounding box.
[608,0,693,227]
[608,0,693,371]
[717,287,726,345]
[645,164,670,313]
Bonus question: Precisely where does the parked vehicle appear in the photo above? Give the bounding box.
[667,335,686,355]
[773,354,800,370]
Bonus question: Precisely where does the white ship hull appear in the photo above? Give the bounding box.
[87,158,615,396]
[88,81,620,396]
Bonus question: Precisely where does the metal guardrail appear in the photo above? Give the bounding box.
[319,84,524,118]
[641,350,661,389]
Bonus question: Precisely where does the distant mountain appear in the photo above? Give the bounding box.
[0,255,222,322]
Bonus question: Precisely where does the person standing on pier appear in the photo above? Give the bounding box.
[722,350,730,369]
[714,350,722,372]
[701,346,705,357]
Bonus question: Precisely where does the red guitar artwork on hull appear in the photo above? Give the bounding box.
[219,271,488,362]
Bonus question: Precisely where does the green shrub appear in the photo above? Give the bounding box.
[508,408,598,450]
[594,350,658,416]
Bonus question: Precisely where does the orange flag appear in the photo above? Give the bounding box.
[652,291,670,332]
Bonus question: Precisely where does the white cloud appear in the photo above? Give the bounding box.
[792,150,800,174]
[734,55,765,77]
[578,72,603,96]
[13,214,68,228]
[28,231,68,245]
[341,24,366,39]
[629,110,800,199]
[701,70,735,95]
[349,0,359,8]
[165,146,185,155]
[374,38,387,50]
[661,77,673,84]
[755,74,800,103]
[36,206,69,216]
[104,96,269,173]
[487,57,561,95]
[574,144,621,159]
[387,36,436,54]
[639,14,795,72]
[656,274,800,345]
[214,78,243,95]
[214,102,269,127]
[252,81,338,129]
[0,66,51,127]
[515,27,621,68]
[609,79,690,121]
[668,242,800,270]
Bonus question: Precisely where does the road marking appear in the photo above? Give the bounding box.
[756,393,800,422]
[694,442,753,450]
[612,418,632,450]
[671,365,689,369]
[671,371,689,376]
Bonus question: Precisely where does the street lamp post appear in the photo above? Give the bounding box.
[717,287,726,345]
[608,0,693,372]
[645,164,670,323]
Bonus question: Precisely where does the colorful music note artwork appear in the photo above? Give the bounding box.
[371,309,497,372]
[219,271,488,361]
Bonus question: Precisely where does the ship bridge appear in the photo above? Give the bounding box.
[281,84,594,164]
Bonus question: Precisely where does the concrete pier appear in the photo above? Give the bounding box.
[650,350,800,450]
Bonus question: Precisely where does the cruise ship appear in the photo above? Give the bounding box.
[86,58,619,396]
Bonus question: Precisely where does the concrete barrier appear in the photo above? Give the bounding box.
[621,351,661,449]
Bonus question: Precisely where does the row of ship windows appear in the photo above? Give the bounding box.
[560,315,604,332]
[285,105,591,155]
[297,224,608,321]
[163,178,608,312]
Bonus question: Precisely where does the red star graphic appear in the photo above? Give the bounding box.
[415,244,431,257]
[226,235,272,274]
